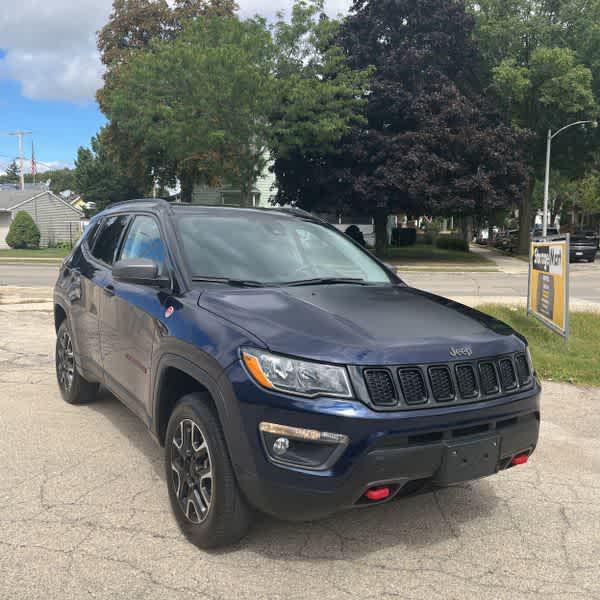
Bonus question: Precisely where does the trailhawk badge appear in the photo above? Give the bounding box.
[449,346,473,358]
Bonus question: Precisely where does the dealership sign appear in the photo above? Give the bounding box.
[527,236,570,338]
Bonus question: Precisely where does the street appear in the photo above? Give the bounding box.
[0,309,599,599]
[2,257,599,305]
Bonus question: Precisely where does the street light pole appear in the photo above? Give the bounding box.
[542,120,597,238]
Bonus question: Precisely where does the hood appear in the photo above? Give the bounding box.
[197,284,525,365]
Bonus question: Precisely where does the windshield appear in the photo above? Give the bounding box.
[174,211,392,285]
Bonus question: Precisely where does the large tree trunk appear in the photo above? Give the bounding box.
[180,172,194,203]
[459,216,473,243]
[518,177,535,254]
[374,205,388,258]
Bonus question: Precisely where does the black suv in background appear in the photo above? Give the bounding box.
[54,200,541,548]
[570,230,598,262]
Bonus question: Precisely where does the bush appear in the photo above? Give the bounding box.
[435,235,469,252]
[6,211,41,249]
[344,225,366,247]
[391,227,417,246]
[421,231,436,245]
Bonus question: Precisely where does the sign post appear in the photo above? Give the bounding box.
[527,235,570,339]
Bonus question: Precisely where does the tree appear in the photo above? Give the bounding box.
[276,0,529,256]
[6,211,41,249]
[468,0,599,252]
[0,161,20,184]
[102,16,275,204]
[74,129,147,209]
[101,2,367,205]
[38,169,77,194]
[97,0,238,193]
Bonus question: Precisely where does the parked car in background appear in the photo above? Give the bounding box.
[54,199,541,548]
[531,226,559,238]
[569,230,598,263]
[494,229,518,253]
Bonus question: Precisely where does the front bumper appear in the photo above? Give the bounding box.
[223,361,541,521]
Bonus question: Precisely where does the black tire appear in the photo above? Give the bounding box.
[165,393,251,549]
[55,320,99,405]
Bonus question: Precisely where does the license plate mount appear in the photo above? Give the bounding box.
[435,436,500,485]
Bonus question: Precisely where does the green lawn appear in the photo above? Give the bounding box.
[385,243,494,264]
[478,304,600,387]
[0,247,70,258]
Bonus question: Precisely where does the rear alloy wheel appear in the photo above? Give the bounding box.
[55,320,98,404]
[165,394,250,548]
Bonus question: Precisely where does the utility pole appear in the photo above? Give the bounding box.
[8,130,32,191]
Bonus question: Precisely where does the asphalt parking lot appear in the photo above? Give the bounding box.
[1,309,599,599]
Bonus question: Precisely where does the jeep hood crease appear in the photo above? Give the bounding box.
[196,284,525,365]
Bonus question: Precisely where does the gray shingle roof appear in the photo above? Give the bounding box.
[0,188,46,210]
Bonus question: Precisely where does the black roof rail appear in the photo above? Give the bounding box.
[102,198,173,212]
[274,206,324,222]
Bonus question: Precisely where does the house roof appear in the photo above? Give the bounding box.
[0,189,40,211]
[0,188,83,215]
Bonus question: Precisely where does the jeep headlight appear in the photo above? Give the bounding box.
[241,348,352,398]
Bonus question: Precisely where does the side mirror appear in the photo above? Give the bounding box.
[113,258,170,288]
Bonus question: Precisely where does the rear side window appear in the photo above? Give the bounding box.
[119,215,167,274]
[91,215,130,265]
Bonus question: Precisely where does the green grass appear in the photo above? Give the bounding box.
[385,243,494,264]
[0,247,70,258]
[478,304,600,387]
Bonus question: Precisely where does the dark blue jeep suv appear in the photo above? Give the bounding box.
[54,199,540,548]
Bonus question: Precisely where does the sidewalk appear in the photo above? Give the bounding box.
[468,244,529,274]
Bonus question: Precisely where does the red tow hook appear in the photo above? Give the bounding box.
[364,486,390,501]
[511,452,529,466]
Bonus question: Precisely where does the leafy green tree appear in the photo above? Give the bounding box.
[6,211,41,249]
[103,16,275,204]
[0,161,20,184]
[37,169,77,194]
[97,0,239,192]
[468,0,599,252]
[74,129,147,209]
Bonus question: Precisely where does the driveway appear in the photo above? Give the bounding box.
[0,308,599,599]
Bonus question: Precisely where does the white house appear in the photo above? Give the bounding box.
[0,186,84,248]
[191,158,277,208]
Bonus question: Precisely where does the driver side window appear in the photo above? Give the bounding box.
[119,216,167,275]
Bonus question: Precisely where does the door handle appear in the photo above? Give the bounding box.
[103,284,115,297]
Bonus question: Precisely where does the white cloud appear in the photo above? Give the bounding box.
[0,0,351,103]
[0,0,112,102]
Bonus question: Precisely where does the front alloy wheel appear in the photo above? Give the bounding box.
[164,394,250,548]
[171,419,213,523]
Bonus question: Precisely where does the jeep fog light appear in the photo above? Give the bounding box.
[259,422,349,470]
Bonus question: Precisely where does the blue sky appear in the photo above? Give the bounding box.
[0,74,106,171]
[0,0,350,175]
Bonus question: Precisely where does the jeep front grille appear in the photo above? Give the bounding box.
[455,364,478,398]
[359,352,533,411]
[398,368,428,405]
[428,366,454,402]
[364,369,396,406]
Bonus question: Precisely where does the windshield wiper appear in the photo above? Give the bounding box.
[284,277,369,287]
[191,276,266,288]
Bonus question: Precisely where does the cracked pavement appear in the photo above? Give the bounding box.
[0,309,599,600]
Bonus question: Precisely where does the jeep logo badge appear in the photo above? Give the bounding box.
[449,346,473,358]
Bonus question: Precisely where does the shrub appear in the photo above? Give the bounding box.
[6,211,41,249]
[421,231,436,245]
[344,224,366,247]
[391,227,417,246]
[435,235,469,252]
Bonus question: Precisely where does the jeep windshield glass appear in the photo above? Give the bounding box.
[174,210,392,285]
